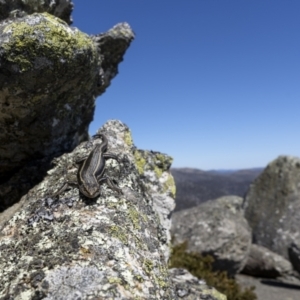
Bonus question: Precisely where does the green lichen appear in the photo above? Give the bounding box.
[143,259,153,275]
[128,207,141,230]
[164,174,176,198]
[133,235,147,251]
[134,275,144,283]
[106,199,126,210]
[2,12,97,73]
[156,265,170,288]
[134,150,146,175]
[153,165,163,178]
[133,150,173,181]
[109,225,128,245]
[154,153,173,172]
[124,130,133,147]
[108,277,122,284]
[153,152,173,179]
[155,275,169,288]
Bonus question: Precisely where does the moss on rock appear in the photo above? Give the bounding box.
[2,12,97,73]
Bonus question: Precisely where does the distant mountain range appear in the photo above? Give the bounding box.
[171,167,263,211]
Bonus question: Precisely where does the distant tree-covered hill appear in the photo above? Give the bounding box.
[171,167,263,211]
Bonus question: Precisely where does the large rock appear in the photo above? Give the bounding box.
[0,13,98,174]
[241,244,294,278]
[0,121,173,299]
[0,11,134,209]
[243,155,300,269]
[171,195,252,276]
[0,120,227,299]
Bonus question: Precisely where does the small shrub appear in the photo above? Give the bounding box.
[169,241,257,300]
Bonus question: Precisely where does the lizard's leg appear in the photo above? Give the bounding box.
[52,182,69,198]
[103,153,119,161]
[97,176,122,194]
[75,156,88,164]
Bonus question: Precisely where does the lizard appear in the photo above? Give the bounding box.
[54,133,122,198]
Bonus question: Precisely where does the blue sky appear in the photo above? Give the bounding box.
[72,0,300,170]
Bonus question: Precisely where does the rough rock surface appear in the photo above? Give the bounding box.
[0,120,174,299]
[0,0,74,24]
[171,195,251,276]
[169,268,227,300]
[241,244,294,278]
[243,155,300,267]
[133,148,176,260]
[0,12,134,209]
[0,120,227,299]
[288,242,300,274]
[91,23,135,95]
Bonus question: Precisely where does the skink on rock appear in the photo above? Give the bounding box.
[77,134,122,198]
[54,134,122,199]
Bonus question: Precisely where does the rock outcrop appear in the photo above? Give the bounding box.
[171,195,252,276]
[0,8,134,209]
[0,121,174,299]
[243,155,300,273]
[0,120,227,299]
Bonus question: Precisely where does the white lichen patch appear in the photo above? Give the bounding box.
[36,235,55,250]
[18,290,33,300]
[43,266,106,300]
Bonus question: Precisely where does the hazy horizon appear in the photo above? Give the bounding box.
[171,166,264,172]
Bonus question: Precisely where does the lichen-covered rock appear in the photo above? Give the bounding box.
[0,0,74,24]
[133,148,176,261]
[243,156,300,265]
[0,13,98,171]
[241,244,294,279]
[0,120,178,299]
[0,13,134,208]
[169,268,227,300]
[171,196,251,276]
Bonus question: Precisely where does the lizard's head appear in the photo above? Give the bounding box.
[80,183,100,198]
